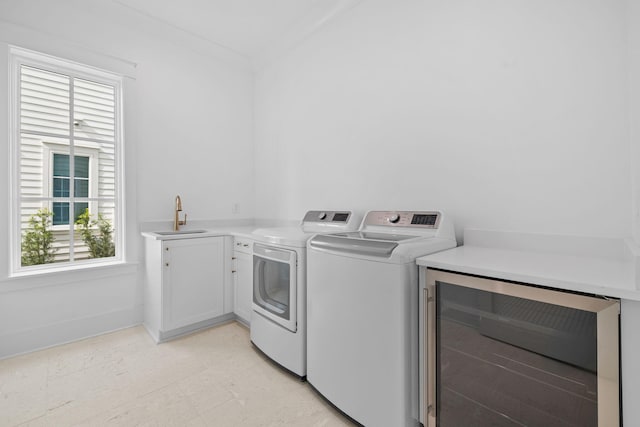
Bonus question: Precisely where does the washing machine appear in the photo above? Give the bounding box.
[306,210,456,427]
[250,210,361,378]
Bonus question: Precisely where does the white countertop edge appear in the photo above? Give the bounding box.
[141,226,259,241]
[417,245,640,301]
[141,230,226,240]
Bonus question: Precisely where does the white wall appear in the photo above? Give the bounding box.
[134,43,254,223]
[0,0,254,357]
[254,0,631,241]
[629,0,640,245]
[625,2,640,417]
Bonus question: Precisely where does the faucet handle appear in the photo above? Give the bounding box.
[183,213,187,225]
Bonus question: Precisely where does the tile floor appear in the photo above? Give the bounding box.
[0,322,355,426]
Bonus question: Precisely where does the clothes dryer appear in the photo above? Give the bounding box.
[250,210,361,378]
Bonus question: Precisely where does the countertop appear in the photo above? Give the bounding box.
[139,218,300,241]
[416,229,640,301]
[141,225,258,241]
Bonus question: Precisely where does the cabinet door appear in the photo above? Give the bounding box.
[233,250,253,324]
[163,237,224,331]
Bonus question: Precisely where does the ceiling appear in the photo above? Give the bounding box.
[112,0,359,59]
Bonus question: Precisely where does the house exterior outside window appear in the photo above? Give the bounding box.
[9,47,124,273]
[52,154,90,226]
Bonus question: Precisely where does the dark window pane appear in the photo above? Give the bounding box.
[74,179,89,197]
[75,156,89,178]
[53,153,69,176]
[52,202,69,225]
[53,177,70,197]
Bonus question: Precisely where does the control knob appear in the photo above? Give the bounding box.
[318,212,327,220]
[388,214,400,223]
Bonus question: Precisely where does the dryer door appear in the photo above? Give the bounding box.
[253,244,297,332]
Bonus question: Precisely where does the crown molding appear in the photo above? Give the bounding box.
[252,0,364,71]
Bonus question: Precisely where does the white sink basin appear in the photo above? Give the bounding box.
[154,230,208,236]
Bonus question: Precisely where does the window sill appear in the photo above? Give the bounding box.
[1,261,138,293]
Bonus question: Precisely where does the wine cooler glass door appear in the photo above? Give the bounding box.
[425,270,620,427]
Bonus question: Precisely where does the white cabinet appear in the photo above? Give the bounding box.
[232,237,253,325]
[163,237,224,330]
[144,235,233,342]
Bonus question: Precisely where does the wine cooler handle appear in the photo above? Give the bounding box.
[425,285,436,426]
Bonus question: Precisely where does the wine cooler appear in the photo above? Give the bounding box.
[423,269,620,426]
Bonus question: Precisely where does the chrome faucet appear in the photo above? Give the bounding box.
[174,195,187,231]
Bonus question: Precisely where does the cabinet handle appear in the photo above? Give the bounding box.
[165,262,169,267]
[231,270,237,273]
[165,247,169,251]
[232,257,237,260]
[243,244,249,247]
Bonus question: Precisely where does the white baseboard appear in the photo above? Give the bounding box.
[0,305,143,360]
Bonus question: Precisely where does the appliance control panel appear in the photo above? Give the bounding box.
[302,210,352,224]
[363,211,441,228]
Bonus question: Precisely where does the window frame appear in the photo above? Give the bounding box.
[9,46,126,276]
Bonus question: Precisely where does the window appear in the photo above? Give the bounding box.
[52,154,89,226]
[9,47,124,273]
